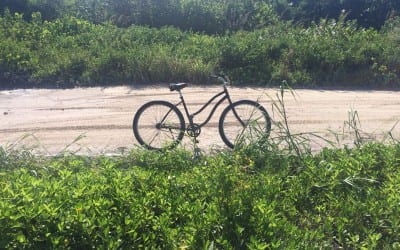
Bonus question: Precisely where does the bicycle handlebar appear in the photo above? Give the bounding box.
[210,74,229,85]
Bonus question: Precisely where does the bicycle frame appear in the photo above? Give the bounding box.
[133,75,271,150]
[174,84,234,128]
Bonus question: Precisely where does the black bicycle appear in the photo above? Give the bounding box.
[133,75,272,150]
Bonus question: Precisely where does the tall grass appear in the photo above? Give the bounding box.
[1,12,399,88]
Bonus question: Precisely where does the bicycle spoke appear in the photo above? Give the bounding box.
[133,101,185,150]
[219,100,271,148]
[148,131,160,147]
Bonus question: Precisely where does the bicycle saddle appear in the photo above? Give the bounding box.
[169,82,188,91]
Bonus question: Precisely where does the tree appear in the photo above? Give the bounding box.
[0,0,30,17]
[272,0,400,28]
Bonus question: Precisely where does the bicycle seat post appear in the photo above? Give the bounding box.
[178,89,183,100]
[176,87,193,126]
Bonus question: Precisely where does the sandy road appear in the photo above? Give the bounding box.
[0,85,399,154]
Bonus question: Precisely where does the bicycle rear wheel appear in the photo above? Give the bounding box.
[133,100,185,150]
[219,100,271,148]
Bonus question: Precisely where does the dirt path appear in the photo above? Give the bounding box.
[1,85,399,154]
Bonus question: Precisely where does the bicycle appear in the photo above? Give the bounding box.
[133,75,272,150]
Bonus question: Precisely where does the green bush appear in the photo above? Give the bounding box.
[0,12,399,88]
[1,143,400,248]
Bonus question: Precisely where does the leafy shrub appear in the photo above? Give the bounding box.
[0,12,399,88]
[1,143,400,248]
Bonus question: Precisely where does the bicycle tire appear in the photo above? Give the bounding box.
[133,100,185,150]
[219,100,271,148]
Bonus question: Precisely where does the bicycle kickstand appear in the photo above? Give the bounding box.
[191,137,202,160]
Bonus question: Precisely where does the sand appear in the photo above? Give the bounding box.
[1,85,399,154]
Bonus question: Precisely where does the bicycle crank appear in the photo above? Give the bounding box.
[187,124,201,137]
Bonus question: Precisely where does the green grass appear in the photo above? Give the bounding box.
[1,141,400,249]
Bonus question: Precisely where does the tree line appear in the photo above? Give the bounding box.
[1,0,400,33]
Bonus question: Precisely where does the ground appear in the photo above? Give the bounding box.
[1,84,399,155]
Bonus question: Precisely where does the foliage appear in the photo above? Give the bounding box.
[0,12,399,88]
[0,142,400,248]
[273,0,400,29]
[0,0,279,33]
[2,0,400,32]
[0,12,219,87]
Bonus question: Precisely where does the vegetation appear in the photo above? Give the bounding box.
[1,141,400,248]
[1,86,399,248]
[2,0,400,31]
[1,2,399,248]
[1,10,399,88]
[1,1,400,88]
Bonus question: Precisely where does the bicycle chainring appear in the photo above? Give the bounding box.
[187,124,201,137]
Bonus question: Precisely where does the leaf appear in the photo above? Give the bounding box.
[16,232,27,243]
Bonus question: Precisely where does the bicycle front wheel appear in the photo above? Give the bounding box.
[133,100,185,150]
[219,100,271,148]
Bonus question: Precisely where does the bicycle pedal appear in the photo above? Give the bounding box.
[193,148,202,157]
